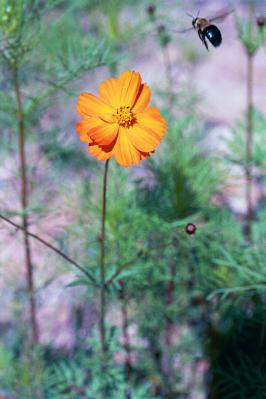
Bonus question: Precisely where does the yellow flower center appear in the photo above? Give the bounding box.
[115,106,134,127]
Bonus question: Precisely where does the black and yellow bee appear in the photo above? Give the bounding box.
[176,8,234,50]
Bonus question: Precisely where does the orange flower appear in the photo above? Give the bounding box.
[76,71,167,167]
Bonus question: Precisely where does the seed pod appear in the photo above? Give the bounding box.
[185,223,197,235]
[257,16,265,28]
[146,4,156,16]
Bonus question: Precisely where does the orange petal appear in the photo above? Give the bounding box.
[80,134,93,143]
[77,93,114,117]
[128,107,166,152]
[118,71,141,107]
[76,119,93,143]
[99,113,116,123]
[88,141,115,161]
[137,106,167,137]
[132,84,151,113]
[98,78,121,108]
[140,151,151,161]
[128,124,161,152]
[86,118,118,146]
[113,126,141,167]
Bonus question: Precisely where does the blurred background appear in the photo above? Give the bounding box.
[0,0,266,398]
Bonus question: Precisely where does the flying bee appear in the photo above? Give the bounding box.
[175,8,234,50]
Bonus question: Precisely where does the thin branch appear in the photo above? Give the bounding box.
[105,252,144,287]
[25,61,109,114]
[105,240,174,288]
[13,65,38,343]
[0,213,97,285]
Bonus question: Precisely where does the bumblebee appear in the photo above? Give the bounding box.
[192,16,223,50]
[176,8,234,50]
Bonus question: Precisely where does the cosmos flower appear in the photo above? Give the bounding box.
[76,70,166,167]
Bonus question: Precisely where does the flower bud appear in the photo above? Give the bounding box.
[185,223,197,235]
[257,16,265,28]
[146,4,156,16]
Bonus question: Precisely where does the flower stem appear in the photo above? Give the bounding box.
[161,43,175,113]
[120,281,132,399]
[13,66,38,344]
[99,159,110,395]
[245,3,255,242]
[162,258,176,394]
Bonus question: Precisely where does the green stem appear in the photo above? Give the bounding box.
[162,257,176,395]
[13,66,38,343]
[162,44,175,111]
[120,281,132,399]
[245,3,255,242]
[99,159,110,396]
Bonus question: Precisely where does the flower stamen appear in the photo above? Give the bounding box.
[115,106,134,127]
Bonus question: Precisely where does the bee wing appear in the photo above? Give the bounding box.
[208,8,235,23]
[172,26,194,34]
